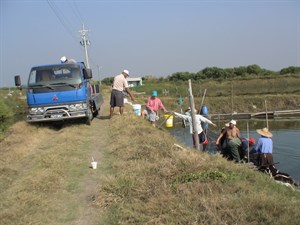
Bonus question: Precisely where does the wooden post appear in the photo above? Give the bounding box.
[188,80,200,151]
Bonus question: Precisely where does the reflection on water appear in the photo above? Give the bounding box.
[169,118,300,182]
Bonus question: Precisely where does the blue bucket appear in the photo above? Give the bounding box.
[200,105,208,115]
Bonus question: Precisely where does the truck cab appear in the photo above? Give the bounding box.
[15,62,103,125]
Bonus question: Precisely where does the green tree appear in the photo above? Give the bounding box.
[202,67,226,79]
[234,66,247,76]
[247,64,261,75]
[280,66,300,75]
[101,77,114,85]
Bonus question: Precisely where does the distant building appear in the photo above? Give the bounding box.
[127,77,143,87]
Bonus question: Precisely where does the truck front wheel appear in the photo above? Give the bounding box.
[86,107,93,125]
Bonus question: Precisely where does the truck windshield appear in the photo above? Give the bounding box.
[28,65,82,87]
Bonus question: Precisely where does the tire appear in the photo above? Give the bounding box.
[86,107,93,125]
[93,109,99,118]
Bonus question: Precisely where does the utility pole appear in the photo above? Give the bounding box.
[79,24,90,69]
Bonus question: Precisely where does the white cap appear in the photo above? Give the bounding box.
[60,56,67,63]
[123,69,129,76]
[229,120,236,125]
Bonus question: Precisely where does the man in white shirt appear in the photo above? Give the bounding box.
[109,70,135,119]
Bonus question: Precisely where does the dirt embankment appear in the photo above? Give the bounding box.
[0,102,112,225]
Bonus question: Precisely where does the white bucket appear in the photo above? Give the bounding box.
[91,161,97,169]
[132,104,141,116]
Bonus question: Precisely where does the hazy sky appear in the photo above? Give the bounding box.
[0,0,299,87]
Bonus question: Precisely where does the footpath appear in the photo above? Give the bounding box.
[0,101,112,225]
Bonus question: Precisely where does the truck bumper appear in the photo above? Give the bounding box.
[27,109,88,123]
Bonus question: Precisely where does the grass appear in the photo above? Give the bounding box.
[1,75,300,224]
[96,110,300,225]
[0,122,97,225]
[125,74,300,113]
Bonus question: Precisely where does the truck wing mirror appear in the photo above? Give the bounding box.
[15,75,21,87]
[83,68,93,79]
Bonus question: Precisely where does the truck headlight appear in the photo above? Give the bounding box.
[29,107,45,114]
[69,103,88,111]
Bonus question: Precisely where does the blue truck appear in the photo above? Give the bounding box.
[15,62,103,125]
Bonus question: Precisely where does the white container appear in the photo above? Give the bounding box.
[132,104,141,116]
[91,161,97,169]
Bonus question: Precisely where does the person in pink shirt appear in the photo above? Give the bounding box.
[141,90,168,127]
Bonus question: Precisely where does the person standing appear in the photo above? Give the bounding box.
[109,70,135,119]
[216,120,241,162]
[173,109,217,149]
[252,127,273,167]
[141,90,168,127]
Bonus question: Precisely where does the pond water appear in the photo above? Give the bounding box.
[168,118,300,182]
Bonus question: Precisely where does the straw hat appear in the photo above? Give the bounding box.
[256,127,273,137]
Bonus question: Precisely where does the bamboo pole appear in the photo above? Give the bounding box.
[265,100,269,129]
[247,122,250,163]
[189,80,200,151]
[199,89,207,113]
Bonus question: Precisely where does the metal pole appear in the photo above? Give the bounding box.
[189,79,200,151]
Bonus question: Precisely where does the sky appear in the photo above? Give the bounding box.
[0,0,299,87]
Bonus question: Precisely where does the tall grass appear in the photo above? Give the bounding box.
[96,110,300,225]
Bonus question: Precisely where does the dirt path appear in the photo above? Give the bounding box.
[72,112,111,225]
[0,101,111,225]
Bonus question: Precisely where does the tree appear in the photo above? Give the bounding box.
[247,64,261,75]
[101,77,114,85]
[234,66,247,76]
[280,66,300,75]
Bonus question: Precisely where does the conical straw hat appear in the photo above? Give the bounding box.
[256,127,273,137]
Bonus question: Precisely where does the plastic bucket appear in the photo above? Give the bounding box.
[164,114,174,128]
[91,161,97,169]
[132,104,141,116]
[200,105,208,115]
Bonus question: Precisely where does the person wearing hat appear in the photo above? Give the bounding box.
[239,137,256,163]
[109,70,135,119]
[60,56,76,63]
[216,120,242,162]
[141,90,168,127]
[252,127,273,167]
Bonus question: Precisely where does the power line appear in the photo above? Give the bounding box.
[70,0,86,25]
[46,0,78,44]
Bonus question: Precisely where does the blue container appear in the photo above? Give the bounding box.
[200,105,208,115]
